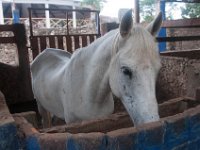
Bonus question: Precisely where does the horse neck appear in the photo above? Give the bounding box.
[71,30,118,103]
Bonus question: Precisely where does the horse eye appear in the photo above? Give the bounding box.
[121,67,132,79]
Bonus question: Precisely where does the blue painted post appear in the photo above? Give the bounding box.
[158,0,166,52]
[12,3,20,24]
[13,9,20,24]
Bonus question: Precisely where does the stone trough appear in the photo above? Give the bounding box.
[1,88,200,150]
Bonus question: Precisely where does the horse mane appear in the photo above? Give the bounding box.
[69,29,118,66]
[118,25,160,65]
[69,25,160,68]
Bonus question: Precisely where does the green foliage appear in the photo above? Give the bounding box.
[166,3,179,20]
[181,3,200,19]
[81,0,106,10]
[140,0,157,22]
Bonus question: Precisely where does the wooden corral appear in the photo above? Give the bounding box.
[0,7,200,149]
[0,24,34,107]
[28,8,101,59]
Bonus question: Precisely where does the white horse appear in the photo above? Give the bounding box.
[31,10,162,127]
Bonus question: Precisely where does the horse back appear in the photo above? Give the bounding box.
[31,48,71,77]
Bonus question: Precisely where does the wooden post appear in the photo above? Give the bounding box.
[0,0,4,24]
[196,87,200,101]
[158,0,166,52]
[13,24,34,102]
[97,11,100,35]
[134,0,140,23]
[45,3,50,28]
[12,2,20,24]
[28,8,33,37]
[72,5,77,28]
[66,11,69,35]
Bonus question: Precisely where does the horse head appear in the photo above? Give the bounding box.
[109,10,162,126]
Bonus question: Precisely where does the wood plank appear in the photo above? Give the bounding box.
[74,35,80,50]
[160,49,200,59]
[162,19,200,28]
[39,36,47,52]
[57,36,64,50]
[39,112,132,134]
[66,36,72,53]
[49,36,56,48]
[0,37,15,44]
[81,35,88,47]
[157,36,200,42]
[30,37,39,59]
[0,25,14,32]
[164,0,200,3]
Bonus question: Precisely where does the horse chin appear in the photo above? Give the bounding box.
[132,114,160,126]
[121,97,160,126]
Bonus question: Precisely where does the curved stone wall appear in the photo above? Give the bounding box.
[1,89,200,150]
[0,91,19,149]
[157,50,200,103]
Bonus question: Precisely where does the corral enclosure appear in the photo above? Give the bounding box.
[0,7,200,150]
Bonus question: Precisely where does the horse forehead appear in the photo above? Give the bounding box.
[119,50,161,71]
[120,48,160,65]
[120,29,158,56]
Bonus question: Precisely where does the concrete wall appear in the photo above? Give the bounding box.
[13,96,200,150]
[157,50,200,103]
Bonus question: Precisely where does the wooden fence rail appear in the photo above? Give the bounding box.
[30,34,99,59]
[157,18,200,43]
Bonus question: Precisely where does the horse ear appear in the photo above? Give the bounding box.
[146,12,162,36]
[120,9,133,37]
